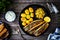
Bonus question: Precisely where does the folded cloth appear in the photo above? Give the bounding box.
[54,28,60,35]
[47,28,60,40]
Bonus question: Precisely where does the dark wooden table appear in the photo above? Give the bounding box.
[0,0,60,40]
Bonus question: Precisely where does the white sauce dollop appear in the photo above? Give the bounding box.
[5,11,16,22]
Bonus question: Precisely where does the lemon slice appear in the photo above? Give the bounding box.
[44,16,51,22]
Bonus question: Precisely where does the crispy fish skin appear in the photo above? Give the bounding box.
[0,24,4,32]
[29,30,35,34]
[28,21,45,34]
[41,23,49,33]
[34,23,49,36]
[28,21,45,32]
[0,28,7,37]
[24,20,43,28]
[34,23,46,36]
[35,23,47,32]
[38,23,49,36]
[24,20,43,31]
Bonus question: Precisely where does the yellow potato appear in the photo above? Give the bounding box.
[36,10,40,13]
[29,7,33,12]
[38,8,43,10]
[40,10,45,14]
[35,12,39,15]
[39,11,45,17]
[21,17,26,22]
[42,13,45,17]
[39,14,43,19]
[35,8,45,19]
[36,15,39,18]
[26,20,30,24]
[44,16,51,22]
[21,13,26,17]
[36,8,44,13]
[26,15,30,19]
[39,10,43,14]
[29,18,33,22]
[30,13,34,17]
[22,22,26,26]
[25,9,29,14]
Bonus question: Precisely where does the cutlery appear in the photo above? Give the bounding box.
[46,3,59,14]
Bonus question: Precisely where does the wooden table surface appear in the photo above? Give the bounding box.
[0,0,60,40]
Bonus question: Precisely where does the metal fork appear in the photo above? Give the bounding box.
[46,3,59,14]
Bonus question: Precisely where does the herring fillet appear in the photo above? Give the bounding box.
[34,23,49,36]
[28,21,45,32]
[24,20,43,31]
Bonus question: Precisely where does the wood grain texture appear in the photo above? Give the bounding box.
[0,0,60,40]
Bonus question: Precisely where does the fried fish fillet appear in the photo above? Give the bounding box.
[0,24,4,32]
[0,28,7,37]
[24,20,43,31]
[28,21,45,32]
[34,23,49,36]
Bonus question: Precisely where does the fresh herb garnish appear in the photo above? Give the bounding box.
[0,0,12,12]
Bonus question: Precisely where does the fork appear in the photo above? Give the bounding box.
[46,3,59,14]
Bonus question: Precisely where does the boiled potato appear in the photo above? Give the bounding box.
[35,9,40,13]
[36,15,39,18]
[38,8,43,10]
[38,14,43,19]
[30,13,34,17]
[25,9,29,14]
[26,20,30,24]
[36,8,42,12]
[29,18,33,22]
[42,13,45,17]
[21,17,26,22]
[21,13,26,17]
[35,9,40,14]
[35,8,45,19]
[22,22,26,26]
[29,7,33,12]
[39,10,43,14]
[35,13,39,15]
[40,11,45,16]
[26,15,30,19]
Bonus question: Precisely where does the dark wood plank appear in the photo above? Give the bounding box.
[0,0,60,40]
